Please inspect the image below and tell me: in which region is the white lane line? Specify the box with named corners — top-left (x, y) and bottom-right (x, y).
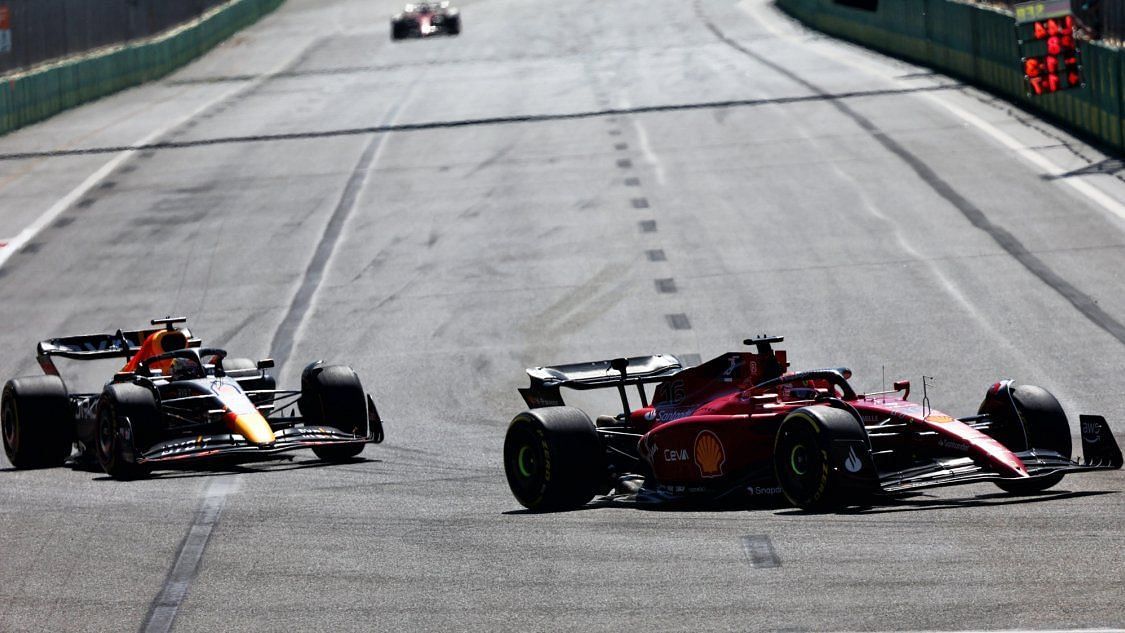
top-left (0, 37), bottom-right (316, 272)
top-left (917, 92), bottom-right (1125, 221)
top-left (742, 0), bottom-right (1125, 222)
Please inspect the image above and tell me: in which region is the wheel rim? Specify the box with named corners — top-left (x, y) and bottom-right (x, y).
top-left (777, 422), bottom-right (824, 503)
top-left (517, 445), bottom-right (537, 478)
top-left (98, 407), bottom-right (116, 459)
top-left (790, 444), bottom-right (809, 476)
top-left (505, 425), bottom-right (546, 504)
top-left (1, 398), bottom-right (17, 449)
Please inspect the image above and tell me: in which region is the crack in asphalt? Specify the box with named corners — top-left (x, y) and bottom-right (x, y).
top-left (0, 84), bottom-right (960, 162)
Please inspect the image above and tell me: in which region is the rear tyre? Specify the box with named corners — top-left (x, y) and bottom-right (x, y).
top-left (96, 383), bottom-right (159, 480)
top-left (446, 15), bottom-right (461, 35)
top-left (503, 406), bottom-right (606, 512)
top-left (1, 376), bottom-right (72, 469)
top-left (774, 406), bottom-right (869, 510)
top-left (300, 364), bottom-right (368, 462)
top-left (981, 384), bottom-right (1071, 494)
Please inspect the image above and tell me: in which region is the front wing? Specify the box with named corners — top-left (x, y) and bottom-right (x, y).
top-left (139, 425), bottom-right (377, 464)
top-left (880, 415), bottom-right (1122, 494)
top-left (137, 394), bottom-right (385, 464)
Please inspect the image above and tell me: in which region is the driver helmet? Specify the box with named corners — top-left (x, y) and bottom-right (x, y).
top-left (169, 356), bottom-right (203, 381)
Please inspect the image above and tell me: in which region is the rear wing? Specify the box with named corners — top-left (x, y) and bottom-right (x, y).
top-left (36, 328), bottom-right (200, 376)
top-left (519, 354), bottom-right (684, 411)
top-left (518, 336), bottom-right (791, 415)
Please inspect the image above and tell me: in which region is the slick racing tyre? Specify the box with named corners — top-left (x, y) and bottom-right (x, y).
top-left (446, 14), bottom-right (461, 35)
top-left (300, 363), bottom-right (368, 462)
top-left (96, 383), bottom-right (159, 480)
top-left (222, 358), bottom-right (276, 408)
top-left (503, 406), bottom-right (606, 512)
top-left (774, 406), bottom-right (870, 511)
top-left (1, 376), bottom-right (73, 469)
top-left (980, 384), bottom-right (1071, 494)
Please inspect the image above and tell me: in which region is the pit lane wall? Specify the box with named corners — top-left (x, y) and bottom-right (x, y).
top-left (775, 0), bottom-right (1124, 154)
top-left (0, 0), bottom-right (285, 136)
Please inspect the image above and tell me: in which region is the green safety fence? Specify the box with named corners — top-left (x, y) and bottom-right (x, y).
top-left (777, 0), bottom-right (1124, 153)
top-left (0, 0), bottom-right (285, 136)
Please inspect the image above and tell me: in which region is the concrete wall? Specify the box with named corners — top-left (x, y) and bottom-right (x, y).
top-left (0, 0), bottom-right (285, 136)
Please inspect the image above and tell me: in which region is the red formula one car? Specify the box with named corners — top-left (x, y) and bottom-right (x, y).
top-left (390, 2), bottom-right (461, 40)
top-left (2, 317), bottom-right (384, 479)
top-left (503, 336), bottom-right (1122, 511)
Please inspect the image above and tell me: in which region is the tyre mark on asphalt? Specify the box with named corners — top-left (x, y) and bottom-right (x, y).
top-left (0, 85), bottom-right (960, 162)
top-left (140, 43), bottom-right (411, 633)
top-left (698, 3), bottom-right (1125, 347)
top-left (140, 477), bottom-right (239, 633)
top-left (269, 97), bottom-right (410, 374)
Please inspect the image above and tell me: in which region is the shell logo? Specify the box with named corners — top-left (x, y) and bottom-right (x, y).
top-left (693, 430), bottom-right (726, 478)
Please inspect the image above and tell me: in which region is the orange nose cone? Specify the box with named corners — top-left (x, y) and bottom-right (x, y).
top-left (226, 411), bottom-right (275, 445)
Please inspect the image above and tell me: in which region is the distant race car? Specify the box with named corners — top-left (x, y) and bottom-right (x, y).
top-left (503, 336), bottom-right (1122, 511)
top-left (2, 317), bottom-right (384, 479)
top-left (391, 1), bottom-right (460, 40)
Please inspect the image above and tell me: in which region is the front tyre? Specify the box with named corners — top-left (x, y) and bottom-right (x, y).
top-left (774, 406), bottom-right (870, 511)
top-left (300, 363), bottom-right (368, 462)
top-left (1, 376), bottom-right (73, 469)
top-left (981, 383), bottom-right (1071, 494)
top-left (96, 383), bottom-right (158, 480)
top-left (503, 407), bottom-right (606, 512)
top-left (446, 14), bottom-right (461, 35)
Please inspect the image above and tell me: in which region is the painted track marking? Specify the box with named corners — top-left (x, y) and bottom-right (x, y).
top-left (0, 38), bottom-right (318, 272)
top-left (742, 0), bottom-right (1125, 222)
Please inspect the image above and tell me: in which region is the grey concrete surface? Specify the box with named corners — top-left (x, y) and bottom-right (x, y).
top-left (1, 0), bottom-right (1123, 630)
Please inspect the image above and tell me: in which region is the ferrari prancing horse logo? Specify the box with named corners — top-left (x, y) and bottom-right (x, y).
top-left (694, 430), bottom-right (726, 478)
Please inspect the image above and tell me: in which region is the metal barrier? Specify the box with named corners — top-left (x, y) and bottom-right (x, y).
top-left (0, 0), bottom-right (229, 74)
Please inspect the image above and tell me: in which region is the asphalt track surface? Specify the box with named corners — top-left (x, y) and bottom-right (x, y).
top-left (1, 0), bottom-right (1124, 631)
